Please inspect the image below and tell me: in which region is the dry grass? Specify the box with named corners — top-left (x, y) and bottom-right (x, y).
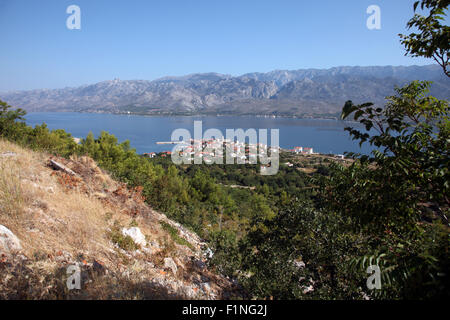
top-left (0, 139), bottom-right (143, 265)
top-left (0, 253), bottom-right (185, 300)
top-left (0, 162), bottom-right (25, 218)
top-left (0, 139), bottom-right (238, 300)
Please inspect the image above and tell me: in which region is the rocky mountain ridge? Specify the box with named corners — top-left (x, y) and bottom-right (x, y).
top-left (2, 65), bottom-right (449, 117)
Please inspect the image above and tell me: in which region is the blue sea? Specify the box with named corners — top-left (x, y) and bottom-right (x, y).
top-left (24, 112), bottom-right (376, 155)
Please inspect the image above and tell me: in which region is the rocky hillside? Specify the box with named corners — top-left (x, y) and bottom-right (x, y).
top-left (1, 65), bottom-right (449, 117)
top-left (0, 139), bottom-right (239, 299)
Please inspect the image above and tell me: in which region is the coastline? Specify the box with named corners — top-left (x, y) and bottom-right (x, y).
top-left (25, 109), bottom-right (348, 122)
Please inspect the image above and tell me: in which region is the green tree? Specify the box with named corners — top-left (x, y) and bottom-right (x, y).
top-left (0, 100), bottom-right (26, 139)
top-left (400, 0), bottom-right (450, 76)
top-left (339, 81), bottom-right (449, 227)
top-left (321, 0), bottom-right (450, 299)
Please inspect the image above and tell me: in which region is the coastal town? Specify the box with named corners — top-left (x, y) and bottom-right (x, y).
top-left (143, 138), bottom-right (346, 164)
top-left (144, 138), bottom-right (280, 163)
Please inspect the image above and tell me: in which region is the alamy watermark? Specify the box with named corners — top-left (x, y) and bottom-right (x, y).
top-left (66, 5), bottom-right (81, 30)
top-left (366, 5), bottom-right (381, 30)
top-left (169, 121), bottom-right (279, 175)
top-left (366, 265), bottom-right (382, 290)
top-left (66, 264), bottom-right (81, 290)
top-left (64, 6), bottom-right (381, 32)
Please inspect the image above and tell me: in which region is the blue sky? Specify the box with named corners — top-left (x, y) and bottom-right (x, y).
top-left (0, 0), bottom-right (440, 91)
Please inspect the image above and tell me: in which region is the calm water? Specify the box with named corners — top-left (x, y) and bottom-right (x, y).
top-left (24, 112), bottom-right (375, 155)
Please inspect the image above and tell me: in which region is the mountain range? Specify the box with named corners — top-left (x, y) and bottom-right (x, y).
top-left (2, 65), bottom-right (449, 118)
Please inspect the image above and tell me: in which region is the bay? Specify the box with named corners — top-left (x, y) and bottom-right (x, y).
top-left (24, 112), bottom-right (375, 155)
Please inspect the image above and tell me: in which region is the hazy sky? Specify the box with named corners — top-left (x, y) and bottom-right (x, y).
top-left (0, 0), bottom-right (441, 91)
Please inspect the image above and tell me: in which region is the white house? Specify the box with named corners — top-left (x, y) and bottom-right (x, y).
top-left (294, 146), bottom-right (303, 154)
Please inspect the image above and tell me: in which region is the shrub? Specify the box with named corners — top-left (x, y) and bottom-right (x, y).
top-left (108, 221), bottom-right (140, 252)
top-left (160, 221), bottom-right (194, 250)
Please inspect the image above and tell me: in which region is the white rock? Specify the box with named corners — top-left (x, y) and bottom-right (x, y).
top-left (0, 152), bottom-right (17, 158)
top-left (203, 247), bottom-right (214, 259)
top-left (293, 260), bottom-right (305, 269)
top-left (121, 227), bottom-right (146, 247)
top-left (0, 225), bottom-right (22, 253)
top-left (142, 247), bottom-right (153, 255)
top-left (45, 186), bottom-right (55, 194)
top-left (303, 285), bottom-right (314, 294)
top-left (201, 282), bottom-right (211, 293)
top-left (183, 286), bottom-right (197, 298)
top-left (164, 257), bottom-right (178, 275)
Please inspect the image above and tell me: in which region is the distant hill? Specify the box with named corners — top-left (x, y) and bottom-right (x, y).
top-left (2, 65), bottom-right (449, 118)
